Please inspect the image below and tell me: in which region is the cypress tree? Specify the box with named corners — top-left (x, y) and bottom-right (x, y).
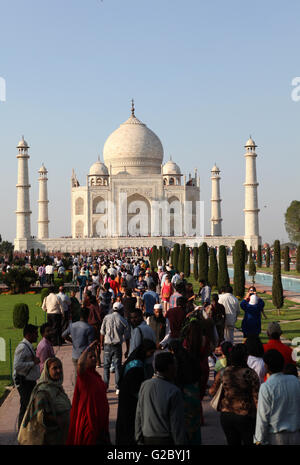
top-left (30, 248), bottom-right (35, 264)
top-left (184, 247), bottom-right (190, 277)
top-left (248, 251), bottom-right (256, 284)
top-left (245, 246), bottom-right (249, 265)
top-left (284, 245), bottom-right (290, 272)
top-left (158, 245), bottom-right (163, 261)
top-left (172, 243), bottom-right (180, 270)
top-left (208, 247), bottom-right (218, 288)
top-left (257, 245), bottom-right (262, 268)
top-left (233, 240), bottom-right (246, 298)
top-left (272, 240), bottom-right (284, 315)
top-left (178, 244), bottom-right (186, 273)
top-left (198, 242), bottom-right (209, 282)
top-left (266, 246), bottom-right (271, 268)
top-left (193, 246), bottom-right (199, 281)
top-left (296, 245), bottom-right (300, 273)
top-left (162, 246), bottom-right (167, 264)
top-left (151, 246), bottom-right (158, 269)
top-left (218, 245), bottom-right (230, 290)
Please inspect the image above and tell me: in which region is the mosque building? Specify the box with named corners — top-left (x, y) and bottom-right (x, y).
top-left (14, 102), bottom-right (261, 252)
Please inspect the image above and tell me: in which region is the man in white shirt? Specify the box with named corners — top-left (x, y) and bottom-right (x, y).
top-left (218, 286), bottom-right (240, 343)
top-left (45, 263), bottom-right (54, 285)
top-left (13, 325), bottom-right (40, 429)
top-left (42, 287), bottom-right (64, 345)
top-left (57, 286), bottom-right (71, 333)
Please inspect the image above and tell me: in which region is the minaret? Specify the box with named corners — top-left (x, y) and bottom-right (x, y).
top-left (244, 136), bottom-right (260, 246)
top-left (210, 164), bottom-right (222, 236)
top-left (37, 164), bottom-right (49, 239)
top-left (15, 136), bottom-right (32, 241)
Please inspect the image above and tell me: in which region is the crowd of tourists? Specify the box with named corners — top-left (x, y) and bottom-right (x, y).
top-left (12, 249), bottom-right (300, 446)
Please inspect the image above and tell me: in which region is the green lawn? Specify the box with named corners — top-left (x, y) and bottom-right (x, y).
top-left (0, 294), bottom-right (46, 397)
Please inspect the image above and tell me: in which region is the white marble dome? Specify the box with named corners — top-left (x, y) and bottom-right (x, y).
top-left (163, 159), bottom-right (181, 175)
top-left (89, 160), bottom-right (109, 176)
top-left (103, 111), bottom-right (164, 175)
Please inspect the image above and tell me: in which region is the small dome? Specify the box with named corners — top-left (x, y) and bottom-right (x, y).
top-left (89, 160), bottom-right (109, 176)
top-left (163, 159), bottom-right (181, 175)
top-left (245, 136), bottom-right (256, 148)
top-left (17, 136), bottom-right (29, 148)
top-left (116, 170), bottom-right (130, 176)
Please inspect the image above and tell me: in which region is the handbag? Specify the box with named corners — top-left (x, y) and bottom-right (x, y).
top-left (210, 369), bottom-right (225, 411)
top-left (18, 410), bottom-right (46, 445)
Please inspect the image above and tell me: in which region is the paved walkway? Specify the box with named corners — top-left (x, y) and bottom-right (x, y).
top-left (0, 333), bottom-right (237, 446)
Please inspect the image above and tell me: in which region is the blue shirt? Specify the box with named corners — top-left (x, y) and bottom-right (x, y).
top-left (62, 321), bottom-right (95, 360)
top-left (142, 290), bottom-right (159, 315)
top-left (254, 373), bottom-right (300, 444)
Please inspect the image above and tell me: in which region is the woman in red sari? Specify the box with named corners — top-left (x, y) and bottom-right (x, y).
top-left (67, 341), bottom-right (110, 445)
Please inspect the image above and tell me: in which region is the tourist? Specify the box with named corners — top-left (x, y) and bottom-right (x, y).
top-left (185, 282), bottom-right (196, 314)
top-left (61, 307), bottom-right (95, 383)
top-left (145, 270), bottom-right (154, 289)
top-left (218, 286), bottom-right (240, 344)
top-left (100, 301), bottom-right (130, 393)
top-left (182, 318), bottom-right (212, 426)
top-left (146, 303), bottom-right (169, 348)
top-left (164, 295), bottom-right (186, 344)
top-left (70, 289), bottom-right (81, 322)
top-left (99, 281), bottom-right (114, 316)
top-left (135, 351), bottom-right (187, 445)
top-left (13, 324), bottom-right (41, 430)
top-left (171, 269), bottom-right (181, 286)
top-left (42, 287), bottom-right (64, 346)
top-left (134, 274), bottom-right (147, 308)
top-left (129, 308), bottom-right (156, 355)
top-left (240, 293), bottom-right (266, 338)
top-left (197, 280), bottom-right (211, 306)
top-left (142, 282), bottom-right (159, 317)
top-left (115, 339), bottom-right (156, 445)
top-left (72, 262), bottom-right (79, 285)
top-left (213, 341), bottom-right (233, 376)
top-left (245, 335), bottom-right (266, 383)
top-left (209, 293), bottom-right (226, 344)
top-left (254, 349), bottom-right (300, 445)
top-left (263, 322), bottom-right (296, 367)
top-left (38, 263), bottom-right (46, 287)
top-left (168, 340), bottom-right (202, 445)
top-left (67, 341), bottom-right (110, 445)
top-left (77, 269), bottom-right (88, 302)
top-left (161, 274), bottom-right (173, 314)
top-left (86, 294), bottom-right (102, 367)
top-left (121, 288), bottom-right (137, 320)
top-left (56, 286), bottom-right (71, 334)
top-left (36, 323), bottom-right (55, 373)
top-left (18, 357), bottom-right (71, 445)
top-left (125, 270), bottom-right (136, 290)
top-left (214, 344), bottom-right (260, 445)
top-left (169, 282), bottom-right (185, 309)
top-left (45, 263), bottom-right (54, 285)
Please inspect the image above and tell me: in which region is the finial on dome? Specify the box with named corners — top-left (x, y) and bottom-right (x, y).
top-left (98, 155), bottom-right (100, 162)
top-left (170, 155), bottom-right (172, 161)
top-left (131, 99), bottom-right (135, 116)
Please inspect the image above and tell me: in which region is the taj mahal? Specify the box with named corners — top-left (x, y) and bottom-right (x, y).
top-left (14, 101), bottom-right (261, 252)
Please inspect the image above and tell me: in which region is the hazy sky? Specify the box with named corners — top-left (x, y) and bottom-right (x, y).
top-left (1, 0), bottom-right (299, 244)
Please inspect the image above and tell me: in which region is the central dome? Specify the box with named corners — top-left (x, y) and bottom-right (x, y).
top-left (103, 109), bottom-right (164, 175)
